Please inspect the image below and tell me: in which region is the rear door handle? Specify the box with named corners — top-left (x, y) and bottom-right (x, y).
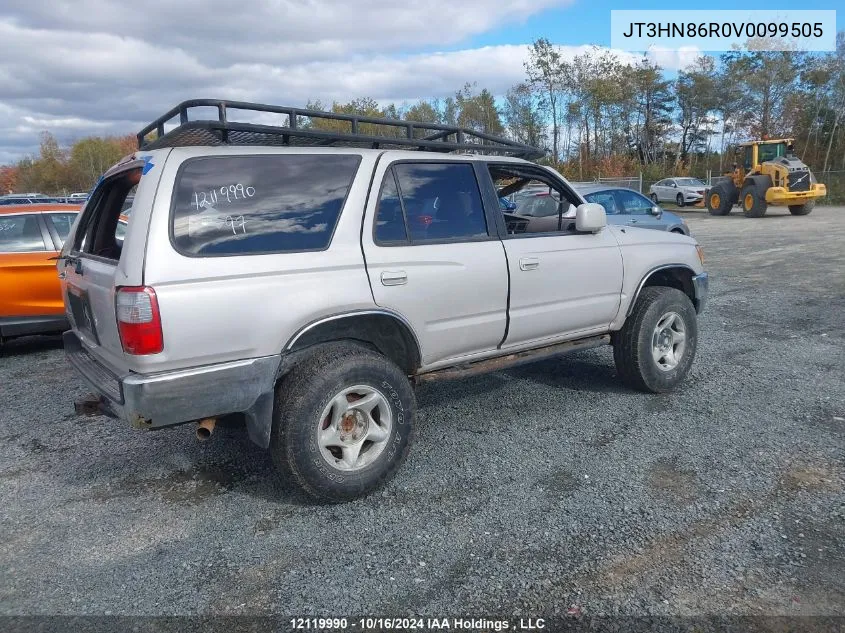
top-left (628, 218), bottom-right (638, 224)
top-left (380, 270), bottom-right (407, 286)
top-left (519, 257), bottom-right (540, 271)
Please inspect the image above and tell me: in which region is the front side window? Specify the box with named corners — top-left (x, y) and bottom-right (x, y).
top-left (488, 164), bottom-right (580, 235)
top-left (615, 190), bottom-right (653, 215)
top-left (758, 143), bottom-right (787, 163)
top-left (392, 163), bottom-right (487, 243)
top-left (172, 154), bottom-right (361, 256)
top-left (0, 214), bottom-right (47, 252)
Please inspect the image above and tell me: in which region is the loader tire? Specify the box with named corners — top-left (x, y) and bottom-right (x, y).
top-left (789, 201), bottom-right (815, 216)
top-left (741, 182), bottom-right (768, 218)
top-left (706, 184), bottom-right (733, 216)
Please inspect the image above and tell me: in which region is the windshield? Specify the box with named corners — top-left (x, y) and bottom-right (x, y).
top-left (675, 178), bottom-right (706, 187)
top-left (758, 142), bottom-right (788, 162)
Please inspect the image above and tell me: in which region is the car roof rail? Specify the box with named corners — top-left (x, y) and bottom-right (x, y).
top-left (137, 99), bottom-right (545, 159)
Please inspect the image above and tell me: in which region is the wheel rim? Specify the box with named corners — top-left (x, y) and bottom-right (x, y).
top-left (651, 312), bottom-right (687, 371)
top-left (710, 192), bottom-right (720, 208)
top-left (316, 385), bottom-right (393, 472)
top-left (744, 193), bottom-right (753, 210)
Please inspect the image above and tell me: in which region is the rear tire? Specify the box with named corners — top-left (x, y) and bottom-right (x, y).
top-left (740, 182), bottom-right (768, 218)
top-left (705, 184), bottom-right (733, 216)
top-left (650, 193), bottom-right (659, 204)
top-left (271, 342), bottom-right (415, 502)
top-left (676, 193), bottom-right (685, 207)
top-left (789, 201), bottom-right (815, 215)
top-left (613, 287), bottom-right (698, 393)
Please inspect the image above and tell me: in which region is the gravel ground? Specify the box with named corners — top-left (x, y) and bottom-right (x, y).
top-left (1, 206), bottom-right (843, 620)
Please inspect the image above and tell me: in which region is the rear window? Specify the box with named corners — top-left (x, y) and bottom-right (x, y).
top-left (0, 214), bottom-right (47, 252)
top-left (171, 154), bottom-right (361, 256)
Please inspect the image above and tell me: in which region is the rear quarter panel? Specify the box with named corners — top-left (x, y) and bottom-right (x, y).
top-left (139, 147), bottom-right (380, 373)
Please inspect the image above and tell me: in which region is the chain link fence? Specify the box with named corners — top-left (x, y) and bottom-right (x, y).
top-left (570, 175), bottom-right (643, 192)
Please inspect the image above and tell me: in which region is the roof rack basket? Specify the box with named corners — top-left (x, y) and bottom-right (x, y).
top-left (137, 99), bottom-right (544, 159)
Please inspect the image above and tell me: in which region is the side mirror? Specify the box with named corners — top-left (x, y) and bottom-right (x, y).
top-left (650, 205), bottom-right (663, 218)
top-left (671, 182), bottom-right (677, 188)
top-left (575, 203), bottom-right (606, 233)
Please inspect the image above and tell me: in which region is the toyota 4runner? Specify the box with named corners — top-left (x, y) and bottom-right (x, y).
top-left (61, 100), bottom-right (708, 502)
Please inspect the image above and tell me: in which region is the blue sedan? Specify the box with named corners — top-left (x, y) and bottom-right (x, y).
top-left (573, 185), bottom-right (690, 235)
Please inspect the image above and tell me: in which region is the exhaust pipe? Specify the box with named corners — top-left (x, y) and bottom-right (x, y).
top-left (196, 418), bottom-right (216, 441)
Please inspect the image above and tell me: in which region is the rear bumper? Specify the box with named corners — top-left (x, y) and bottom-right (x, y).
top-left (63, 331), bottom-right (279, 447)
top-left (692, 272), bottom-right (709, 314)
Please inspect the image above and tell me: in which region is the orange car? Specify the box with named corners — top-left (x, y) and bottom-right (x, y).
top-left (0, 204), bottom-right (82, 346)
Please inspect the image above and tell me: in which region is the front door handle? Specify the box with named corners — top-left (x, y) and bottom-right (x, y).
top-left (381, 270), bottom-right (407, 286)
top-left (628, 218), bottom-right (638, 224)
top-left (519, 257), bottom-right (540, 271)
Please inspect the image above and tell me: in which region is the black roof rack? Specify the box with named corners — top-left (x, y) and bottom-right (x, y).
top-left (137, 99), bottom-right (544, 159)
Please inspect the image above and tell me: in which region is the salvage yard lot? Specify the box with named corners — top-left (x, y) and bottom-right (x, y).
top-left (1, 206), bottom-right (843, 617)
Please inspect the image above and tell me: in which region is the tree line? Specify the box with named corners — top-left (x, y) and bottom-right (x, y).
top-left (4, 32), bottom-right (843, 197)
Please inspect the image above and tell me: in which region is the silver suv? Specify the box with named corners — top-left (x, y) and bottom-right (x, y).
top-left (61, 100), bottom-right (708, 502)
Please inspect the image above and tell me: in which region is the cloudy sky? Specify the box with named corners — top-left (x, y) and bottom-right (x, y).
top-left (1, 0), bottom-right (840, 164)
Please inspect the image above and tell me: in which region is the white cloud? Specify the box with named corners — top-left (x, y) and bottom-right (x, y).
top-left (0, 0), bottom-right (695, 163)
top-left (645, 46), bottom-right (703, 71)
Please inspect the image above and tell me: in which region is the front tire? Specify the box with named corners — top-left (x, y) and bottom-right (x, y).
top-left (676, 193), bottom-right (685, 207)
top-left (271, 342), bottom-right (415, 502)
top-left (706, 184), bottom-right (733, 216)
top-left (613, 287), bottom-right (698, 393)
top-left (741, 182), bottom-right (768, 218)
top-left (789, 201), bottom-right (815, 215)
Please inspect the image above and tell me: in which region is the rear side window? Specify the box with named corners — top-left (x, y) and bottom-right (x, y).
top-left (374, 168), bottom-right (408, 243)
top-left (0, 214), bottom-right (47, 252)
top-left (584, 192), bottom-right (619, 215)
top-left (616, 190), bottom-right (652, 215)
top-left (46, 213), bottom-right (78, 246)
top-left (172, 155), bottom-right (361, 256)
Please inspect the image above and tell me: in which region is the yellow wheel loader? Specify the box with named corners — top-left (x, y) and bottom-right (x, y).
top-left (705, 139), bottom-right (826, 218)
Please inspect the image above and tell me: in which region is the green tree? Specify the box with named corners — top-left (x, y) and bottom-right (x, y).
top-left (454, 83), bottom-right (504, 135)
top-left (503, 83), bottom-right (545, 148)
top-left (525, 38), bottom-right (564, 161)
top-left (675, 56), bottom-right (718, 166)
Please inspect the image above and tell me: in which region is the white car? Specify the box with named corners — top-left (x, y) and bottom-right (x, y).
top-left (649, 178), bottom-right (707, 207)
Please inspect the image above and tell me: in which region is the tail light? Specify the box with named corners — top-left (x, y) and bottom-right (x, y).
top-left (116, 286), bottom-right (163, 355)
